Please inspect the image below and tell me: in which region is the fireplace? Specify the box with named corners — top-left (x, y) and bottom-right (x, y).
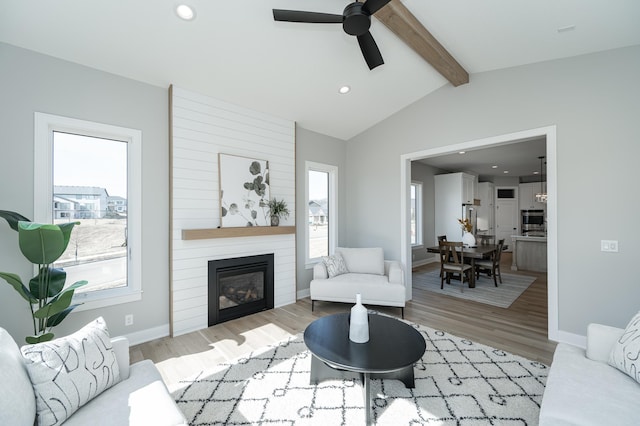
top-left (208, 253), bottom-right (274, 326)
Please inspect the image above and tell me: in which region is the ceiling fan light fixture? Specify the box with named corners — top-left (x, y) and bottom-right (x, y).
top-left (176, 5), bottom-right (195, 21)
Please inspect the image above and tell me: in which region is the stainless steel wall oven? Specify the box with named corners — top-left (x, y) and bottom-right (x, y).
top-left (521, 209), bottom-right (545, 234)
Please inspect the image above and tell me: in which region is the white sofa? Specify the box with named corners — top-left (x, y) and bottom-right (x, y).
top-left (0, 327), bottom-right (187, 426)
top-left (539, 323), bottom-right (640, 425)
top-left (310, 247), bottom-right (406, 317)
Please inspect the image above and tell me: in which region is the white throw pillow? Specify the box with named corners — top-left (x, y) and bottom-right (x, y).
top-left (322, 253), bottom-right (349, 278)
top-left (21, 317), bottom-right (121, 426)
top-left (608, 311), bottom-right (640, 384)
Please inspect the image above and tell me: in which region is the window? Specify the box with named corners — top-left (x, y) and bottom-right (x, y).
top-left (34, 113), bottom-right (142, 310)
top-left (305, 161), bottom-right (337, 266)
top-left (410, 181), bottom-right (423, 246)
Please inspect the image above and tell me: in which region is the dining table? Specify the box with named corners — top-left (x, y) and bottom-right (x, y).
top-left (426, 244), bottom-right (498, 288)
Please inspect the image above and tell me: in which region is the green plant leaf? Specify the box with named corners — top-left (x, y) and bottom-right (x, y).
top-left (265, 172), bottom-right (269, 186)
top-left (0, 210), bottom-right (31, 231)
top-left (34, 290), bottom-right (74, 319)
top-left (221, 206), bottom-right (227, 217)
top-left (57, 222), bottom-right (78, 253)
top-left (30, 267), bottom-right (67, 297)
top-left (249, 161), bottom-right (261, 175)
top-left (46, 304), bottom-right (80, 328)
top-left (18, 223), bottom-right (66, 264)
top-left (251, 210), bottom-right (257, 219)
top-left (65, 280), bottom-right (88, 291)
top-left (0, 272), bottom-right (37, 303)
top-left (26, 333), bottom-right (54, 344)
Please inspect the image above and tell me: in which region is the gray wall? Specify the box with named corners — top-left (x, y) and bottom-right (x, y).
top-left (0, 43), bottom-right (169, 341)
top-left (345, 45), bottom-right (640, 335)
top-left (410, 162), bottom-right (443, 265)
top-left (295, 127), bottom-right (347, 293)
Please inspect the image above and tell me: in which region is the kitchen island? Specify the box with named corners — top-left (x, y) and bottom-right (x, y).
top-left (511, 235), bottom-right (547, 272)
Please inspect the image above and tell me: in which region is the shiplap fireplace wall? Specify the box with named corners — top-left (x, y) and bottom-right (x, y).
top-left (170, 86), bottom-right (296, 336)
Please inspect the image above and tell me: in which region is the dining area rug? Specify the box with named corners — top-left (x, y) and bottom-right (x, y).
top-left (412, 268), bottom-right (537, 308)
top-left (171, 321), bottom-right (548, 425)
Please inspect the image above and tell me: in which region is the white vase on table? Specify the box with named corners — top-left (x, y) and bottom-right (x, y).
top-left (462, 231), bottom-right (476, 247)
top-left (349, 294), bottom-right (369, 343)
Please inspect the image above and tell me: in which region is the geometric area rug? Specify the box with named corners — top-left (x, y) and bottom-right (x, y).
top-left (171, 320), bottom-right (548, 425)
top-left (413, 269), bottom-right (537, 308)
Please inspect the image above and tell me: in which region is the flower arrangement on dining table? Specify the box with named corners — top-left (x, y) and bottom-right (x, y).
top-left (458, 218), bottom-right (473, 233)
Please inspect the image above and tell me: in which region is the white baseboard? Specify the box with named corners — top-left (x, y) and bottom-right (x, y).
top-left (124, 323), bottom-right (170, 346)
top-left (556, 330), bottom-right (587, 349)
top-left (297, 288), bottom-right (310, 299)
top-left (412, 257), bottom-right (438, 268)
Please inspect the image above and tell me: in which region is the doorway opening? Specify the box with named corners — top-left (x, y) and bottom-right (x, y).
top-left (400, 126), bottom-right (558, 341)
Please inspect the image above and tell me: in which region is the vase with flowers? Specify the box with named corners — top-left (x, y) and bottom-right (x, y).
top-left (458, 218), bottom-right (476, 247)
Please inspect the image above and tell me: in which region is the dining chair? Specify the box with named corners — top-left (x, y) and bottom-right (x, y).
top-left (437, 235), bottom-right (447, 277)
top-left (438, 241), bottom-right (473, 292)
top-left (475, 238), bottom-right (505, 286)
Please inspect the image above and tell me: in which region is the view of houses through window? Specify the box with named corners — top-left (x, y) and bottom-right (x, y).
top-left (53, 131), bottom-right (128, 294)
top-left (308, 169), bottom-right (329, 259)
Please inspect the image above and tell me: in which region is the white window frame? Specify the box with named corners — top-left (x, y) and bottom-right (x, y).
top-left (305, 161), bottom-right (338, 268)
top-left (34, 112), bottom-right (142, 311)
top-left (411, 181), bottom-right (423, 247)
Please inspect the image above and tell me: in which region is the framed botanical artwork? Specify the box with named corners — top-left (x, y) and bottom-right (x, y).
top-left (218, 154), bottom-right (270, 227)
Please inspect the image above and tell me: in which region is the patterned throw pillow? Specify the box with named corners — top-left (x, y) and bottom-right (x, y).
top-left (322, 253), bottom-right (349, 278)
top-left (608, 311), bottom-right (640, 384)
top-left (21, 317), bottom-right (121, 426)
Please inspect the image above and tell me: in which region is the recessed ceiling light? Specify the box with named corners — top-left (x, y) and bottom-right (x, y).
top-left (491, 165), bottom-right (498, 169)
top-left (533, 171), bottom-right (539, 175)
top-left (339, 85), bottom-right (351, 94)
top-left (176, 5), bottom-right (195, 20)
top-left (458, 151), bottom-right (466, 155)
top-left (503, 170), bottom-right (509, 174)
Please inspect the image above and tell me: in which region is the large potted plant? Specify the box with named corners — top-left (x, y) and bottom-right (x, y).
top-left (0, 210), bottom-right (87, 343)
top-left (268, 198), bottom-right (290, 226)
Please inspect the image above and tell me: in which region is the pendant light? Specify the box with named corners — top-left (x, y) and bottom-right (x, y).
top-left (535, 156), bottom-right (547, 203)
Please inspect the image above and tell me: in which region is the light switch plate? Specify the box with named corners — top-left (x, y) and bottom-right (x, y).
top-left (601, 240), bottom-right (619, 252)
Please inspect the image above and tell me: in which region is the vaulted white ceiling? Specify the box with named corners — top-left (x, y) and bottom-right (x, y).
top-left (1, 0), bottom-right (639, 140)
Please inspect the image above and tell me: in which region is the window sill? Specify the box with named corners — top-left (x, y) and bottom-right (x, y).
top-left (72, 290), bottom-right (142, 312)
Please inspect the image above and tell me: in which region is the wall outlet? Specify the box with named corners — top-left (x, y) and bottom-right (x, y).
top-left (125, 314), bottom-right (134, 326)
top-left (601, 240), bottom-right (619, 253)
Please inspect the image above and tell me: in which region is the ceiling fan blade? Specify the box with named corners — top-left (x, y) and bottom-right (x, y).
top-left (362, 0), bottom-right (392, 16)
top-left (357, 31), bottom-right (384, 70)
top-left (273, 9), bottom-right (343, 24)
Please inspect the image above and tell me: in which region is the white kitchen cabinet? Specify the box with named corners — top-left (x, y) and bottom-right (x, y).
top-left (434, 172), bottom-right (477, 242)
top-left (462, 174), bottom-right (475, 204)
top-left (476, 182), bottom-right (495, 234)
top-left (519, 182), bottom-right (546, 210)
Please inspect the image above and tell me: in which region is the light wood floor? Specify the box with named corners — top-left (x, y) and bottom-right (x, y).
top-left (131, 252), bottom-right (556, 389)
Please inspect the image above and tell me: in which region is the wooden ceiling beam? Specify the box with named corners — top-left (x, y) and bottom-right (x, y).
top-left (374, 0), bottom-right (469, 87)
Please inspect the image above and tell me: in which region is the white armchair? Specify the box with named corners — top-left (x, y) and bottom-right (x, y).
top-left (310, 247), bottom-right (406, 317)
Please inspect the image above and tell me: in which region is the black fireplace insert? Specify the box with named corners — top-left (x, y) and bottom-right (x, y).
top-left (208, 253), bottom-right (274, 326)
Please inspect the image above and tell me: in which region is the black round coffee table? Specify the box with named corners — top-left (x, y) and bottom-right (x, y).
top-left (303, 313), bottom-right (426, 425)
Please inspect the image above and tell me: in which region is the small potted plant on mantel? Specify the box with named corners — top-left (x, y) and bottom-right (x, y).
top-left (268, 198), bottom-right (289, 227)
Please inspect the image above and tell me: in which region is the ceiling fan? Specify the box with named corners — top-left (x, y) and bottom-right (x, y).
top-left (273, 0), bottom-right (392, 70)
